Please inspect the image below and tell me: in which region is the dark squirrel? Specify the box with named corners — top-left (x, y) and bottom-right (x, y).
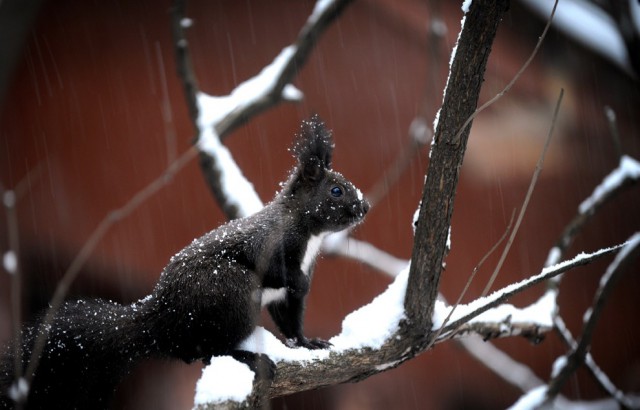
top-left (0, 115), bottom-right (369, 409)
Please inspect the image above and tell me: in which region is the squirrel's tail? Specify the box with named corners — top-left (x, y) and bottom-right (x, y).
top-left (1, 298), bottom-right (149, 409)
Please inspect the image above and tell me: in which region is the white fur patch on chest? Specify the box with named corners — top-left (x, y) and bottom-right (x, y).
top-left (301, 232), bottom-right (327, 276)
top-left (261, 287), bottom-right (286, 307)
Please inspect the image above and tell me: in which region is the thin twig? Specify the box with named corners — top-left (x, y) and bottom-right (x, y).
top-left (554, 316), bottom-right (640, 409)
top-left (453, 0), bottom-right (559, 142)
top-left (23, 146), bottom-right (199, 386)
top-left (459, 335), bottom-right (544, 392)
top-left (322, 234), bottom-right (408, 279)
top-left (171, 0), bottom-right (200, 133)
top-left (481, 88), bottom-right (564, 296)
top-left (441, 242), bottom-right (624, 334)
top-left (546, 154), bottom-right (640, 290)
top-left (428, 209), bottom-right (515, 346)
top-left (155, 42), bottom-right (178, 165)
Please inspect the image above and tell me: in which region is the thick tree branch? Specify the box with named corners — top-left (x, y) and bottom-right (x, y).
top-left (404, 0), bottom-right (509, 344)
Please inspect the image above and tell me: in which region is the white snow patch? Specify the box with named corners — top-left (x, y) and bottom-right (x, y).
top-left (330, 265), bottom-right (409, 351)
top-left (282, 84), bottom-right (303, 101)
top-left (375, 360), bottom-right (400, 371)
top-left (8, 377), bottom-right (28, 402)
top-left (239, 326), bottom-right (329, 363)
top-left (432, 247), bottom-right (618, 329)
top-left (461, 0), bottom-right (472, 14)
top-left (196, 45), bottom-right (299, 130)
top-left (521, 0), bottom-right (631, 73)
top-left (197, 127), bottom-right (264, 218)
top-left (433, 289), bottom-right (556, 330)
top-left (432, 7), bottom-right (467, 138)
top-left (241, 267), bottom-right (409, 358)
top-left (408, 117), bottom-right (431, 145)
top-left (430, 18), bottom-right (448, 37)
top-left (551, 355), bottom-right (567, 378)
top-left (194, 356), bottom-right (254, 405)
top-left (600, 233), bottom-right (640, 289)
top-left (308, 0), bottom-right (334, 25)
top-left (579, 156), bottom-right (640, 214)
top-left (3, 251), bottom-right (17, 275)
top-left (3, 190), bottom-right (16, 208)
top-left (544, 246), bottom-right (562, 268)
top-left (508, 385), bottom-right (548, 410)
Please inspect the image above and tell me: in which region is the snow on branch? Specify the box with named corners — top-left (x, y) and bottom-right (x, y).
top-left (195, 47), bottom-right (302, 136)
top-left (172, 0), bottom-right (354, 221)
top-left (435, 291), bottom-right (555, 343)
top-left (554, 316), bottom-right (640, 409)
top-left (578, 155), bottom-right (640, 215)
top-left (194, 356), bottom-right (255, 407)
top-left (196, 127), bottom-right (263, 219)
top-left (321, 233), bottom-right (408, 278)
top-left (436, 244), bottom-right (626, 335)
top-left (542, 233), bottom-right (640, 405)
top-left (545, 154), bottom-right (640, 290)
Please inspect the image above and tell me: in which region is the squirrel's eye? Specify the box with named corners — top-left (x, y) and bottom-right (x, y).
top-left (330, 186), bottom-right (343, 197)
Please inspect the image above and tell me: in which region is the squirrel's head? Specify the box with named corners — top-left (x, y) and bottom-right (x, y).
top-left (285, 115), bottom-right (369, 233)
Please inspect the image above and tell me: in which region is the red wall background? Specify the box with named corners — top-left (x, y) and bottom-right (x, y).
top-left (1, 0), bottom-right (639, 408)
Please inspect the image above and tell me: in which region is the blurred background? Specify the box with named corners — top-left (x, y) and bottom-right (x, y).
top-left (1, 0), bottom-right (639, 408)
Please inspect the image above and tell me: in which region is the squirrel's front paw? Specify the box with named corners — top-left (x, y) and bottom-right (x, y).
top-left (286, 336), bottom-right (332, 350)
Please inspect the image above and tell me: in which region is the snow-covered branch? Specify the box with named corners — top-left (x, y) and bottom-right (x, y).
top-left (172, 0), bottom-right (354, 220)
top-left (543, 233), bottom-right (640, 405)
top-left (321, 233), bottom-right (408, 278)
top-left (437, 244), bottom-right (624, 335)
top-left (544, 154), bottom-right (640, 294)
top-left (554, 316), bottom-right (640, 409)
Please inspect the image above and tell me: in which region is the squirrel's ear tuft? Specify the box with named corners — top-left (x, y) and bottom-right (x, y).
top-left (292, 114), bottom-right (334, 171)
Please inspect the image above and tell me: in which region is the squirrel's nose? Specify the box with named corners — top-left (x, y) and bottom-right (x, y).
top-left (362, 199), bottom-right (370, 215)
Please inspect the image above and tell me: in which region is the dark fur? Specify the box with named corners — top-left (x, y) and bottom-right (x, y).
top-left (0, 115), bottom-right (369, 409)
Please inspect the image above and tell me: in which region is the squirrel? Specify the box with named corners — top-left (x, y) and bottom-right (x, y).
top-left (0, 115), bottom-right (369, 409)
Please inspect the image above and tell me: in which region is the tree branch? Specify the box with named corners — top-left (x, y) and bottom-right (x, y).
top-left (481, 88), bottom-right (564, 296)
top-left (554, 316), bottom-right (640, 409)
top-left (544, 233), bottom-right (640, 404)
top-left (404, 0), bottom-right (509, 344)
top-left (438, 244), bottom-right (625, 335)
top-left (171, 0), bottom-right (354, 221)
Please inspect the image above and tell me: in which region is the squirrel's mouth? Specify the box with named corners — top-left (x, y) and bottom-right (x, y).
top-left (343, 203), bottom-right (369, 224)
